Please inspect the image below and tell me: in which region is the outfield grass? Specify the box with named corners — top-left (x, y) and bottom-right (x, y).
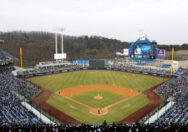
top-left (29, 70), bottom-right (166, 124)
top-left (47, 93), bottom-right (149, 124)
top-left (28, 70), bottom-right (166, 92)
top-left (72, 89), bottom-right (125, 108)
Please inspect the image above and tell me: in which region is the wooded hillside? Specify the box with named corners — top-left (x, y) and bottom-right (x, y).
top-left (0, 31), bottom-right (187, 67)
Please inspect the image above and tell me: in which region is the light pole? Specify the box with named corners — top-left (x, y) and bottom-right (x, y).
top-left (53, 27), bottom-right (66, 60)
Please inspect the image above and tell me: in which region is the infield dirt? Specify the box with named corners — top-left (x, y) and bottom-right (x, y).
top-left (31, 81), bottom-right (166, 124)
top-left (56, 85), bottom-right (139, 115)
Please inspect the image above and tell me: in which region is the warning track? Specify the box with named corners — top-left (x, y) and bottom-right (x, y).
top-left (119, 82), bottom-right (165, 123)
top-left (31, 83), bottom-right (79, 124)
top-left (31, 82), bottom-right (165, 124)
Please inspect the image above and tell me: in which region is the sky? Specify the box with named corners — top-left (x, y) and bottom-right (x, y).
top-left (0, 0), bottom-right (188, 44)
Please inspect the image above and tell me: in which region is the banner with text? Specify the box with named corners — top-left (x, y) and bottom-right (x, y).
top-left (157, 49), bottom-right (165, 56)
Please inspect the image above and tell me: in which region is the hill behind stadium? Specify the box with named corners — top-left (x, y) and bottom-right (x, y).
top-left (0, 31), bottom-right (188, 67)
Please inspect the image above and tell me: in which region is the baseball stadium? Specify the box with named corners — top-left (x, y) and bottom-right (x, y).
top-left (0, 32), bottom-right (187, 131)
top-left (28, 70), bottom-right (166, 124)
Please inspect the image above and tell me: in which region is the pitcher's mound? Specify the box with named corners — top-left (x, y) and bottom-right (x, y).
top-left (94, 96), bottom-right (103, 100)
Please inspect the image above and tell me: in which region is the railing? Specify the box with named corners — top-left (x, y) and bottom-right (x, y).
top-left (139, 101), bottom-right (168, 124)
top-left (29, 102), bottom-right (61, 125)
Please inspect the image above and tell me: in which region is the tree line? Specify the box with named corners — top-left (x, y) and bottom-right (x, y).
top-left (0, 31), bottom-right (187, 66)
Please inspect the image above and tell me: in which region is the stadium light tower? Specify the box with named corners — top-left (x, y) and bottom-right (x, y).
top-left (55, 32), bottom-right (57, 54)
top-left (58, 28), bottom-right (64, 54)
top-left (53, 27), bottom-right (67, 60)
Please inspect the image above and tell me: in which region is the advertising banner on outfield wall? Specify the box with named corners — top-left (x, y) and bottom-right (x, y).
top-left (123, 49), bottom-right (129, 56)
top-left (157, 49), bottom-right (165, 56)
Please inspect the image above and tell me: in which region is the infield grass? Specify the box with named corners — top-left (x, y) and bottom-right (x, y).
top-left (72, 89), bottom-right (125, 108)
top-left (28, 70), bottom-right (167, 124)
top-left (47, 93), bottom-right (149, 124)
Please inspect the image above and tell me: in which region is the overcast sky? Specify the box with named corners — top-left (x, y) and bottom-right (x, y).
top-left (0, 0), bottom-right (188, 44)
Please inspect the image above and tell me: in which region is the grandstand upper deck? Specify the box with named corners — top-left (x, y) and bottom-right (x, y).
top-left (35, 60), bottom-right (71, 69)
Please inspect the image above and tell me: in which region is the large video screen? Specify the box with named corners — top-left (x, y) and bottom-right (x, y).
top-left (134, 45), bottom-right (151, 55)
top-left (130, 44), bottom-right (156, 59)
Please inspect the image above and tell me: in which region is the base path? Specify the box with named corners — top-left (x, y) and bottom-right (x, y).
top-left (119, 82), bottom-right (165, 123)
top-left (56, 85), bottom-right (138, 98)
top-left (56, 85), bottom-right (139, 115)
top-left (30, 82), bottom-right (79, 124)
top-left (30, 81), bottom-right (166, 124)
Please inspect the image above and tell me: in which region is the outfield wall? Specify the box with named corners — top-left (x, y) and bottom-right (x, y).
top-left (19, 68), bottom-right (178, 78)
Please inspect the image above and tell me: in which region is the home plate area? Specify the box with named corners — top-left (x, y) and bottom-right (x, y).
top-left (56, 85), bottom-right (139, 115)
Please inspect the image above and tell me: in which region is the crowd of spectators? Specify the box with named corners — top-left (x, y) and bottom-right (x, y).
top-left (21, 64), bottom-right (87, 77)
top-left (107, 64), bottom-right (172, 76)
top-left (0, 50), bottom-right (14, 66)
top-left (0, 122), bottom-right (187, 132)
top-left (0, 54), bottom-right (187, 131)
top-left (105, 58), bottom-right (175, 76)
top-left (155, 68), bottom-right (188, 124)
top-left (21, 58), bottom-right (175, 78)
top-left (0, 70), bottom-right (43, 125)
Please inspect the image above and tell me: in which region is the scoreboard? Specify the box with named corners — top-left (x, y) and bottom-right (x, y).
top-left (129, 37), bottom-right (158, 61)
top-left (89, 60), bottom-right (105, 68)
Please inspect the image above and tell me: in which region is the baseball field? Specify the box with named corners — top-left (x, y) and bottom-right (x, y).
top-left (28, 70), bottom-right (167, 124)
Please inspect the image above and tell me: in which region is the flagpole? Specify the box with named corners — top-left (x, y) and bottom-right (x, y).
top-left (20, 48), bottom-right (23, 76)
top-left (171, 48), bottom-right (174, 77)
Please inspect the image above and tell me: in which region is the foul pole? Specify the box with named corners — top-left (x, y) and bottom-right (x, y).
top-left (171, 48), bottom-right (174, 76)
top-left (20, 48), bottom-right (23, 76)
